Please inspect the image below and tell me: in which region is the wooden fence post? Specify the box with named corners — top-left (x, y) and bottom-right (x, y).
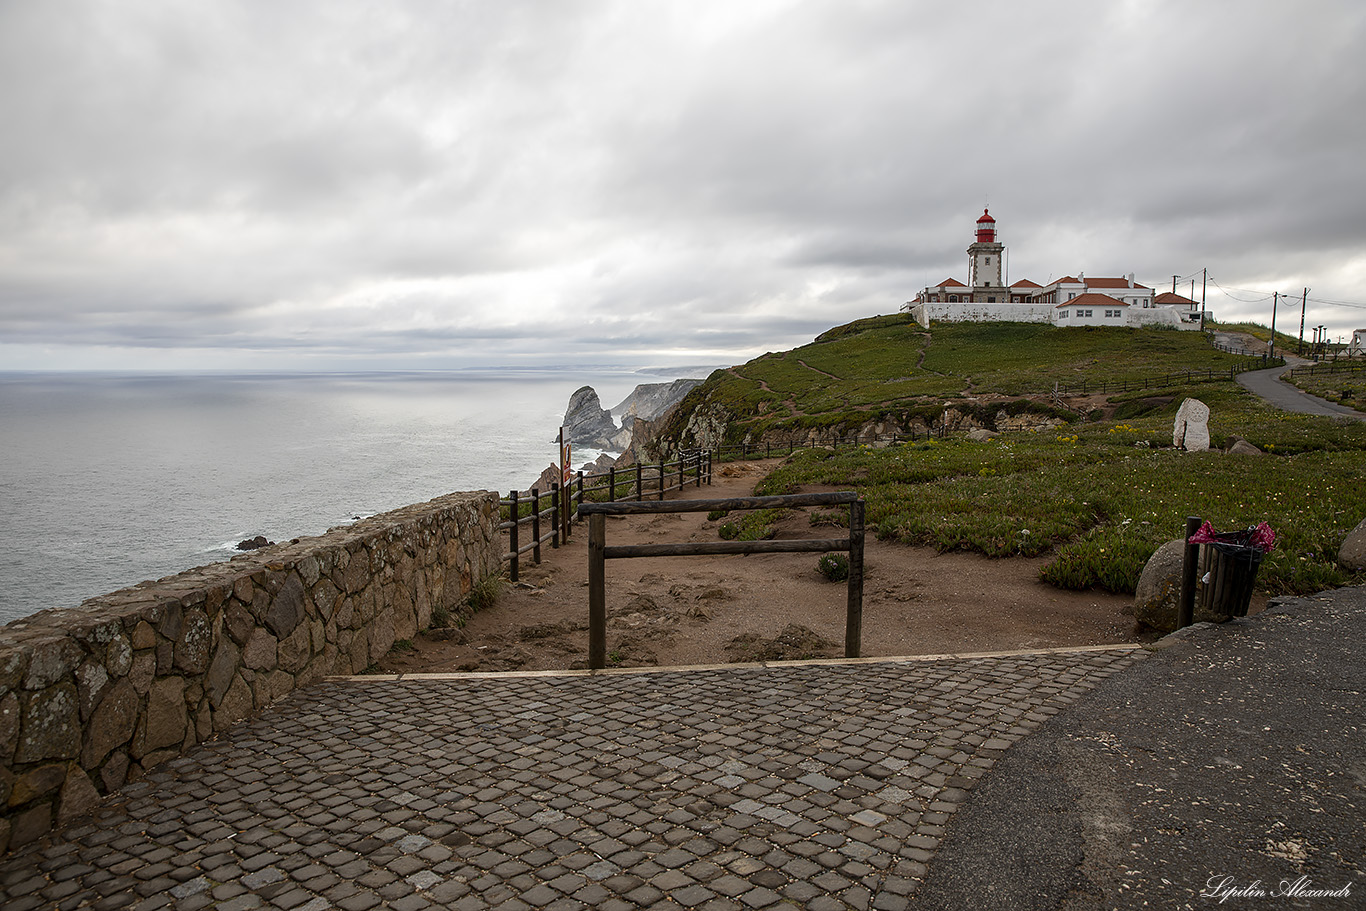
top-left (608, 466), bottom-right (616, 502)
top-left (588, 514), bottom-right (606, 670)
top-left (1177, 515), bottom-right (1201, 629)
top-left (635, 462), bottom-right (643, 501)
top-left (531, 488), bottom-right (542, 564)
top-left (658, 460), bottom-right (666, 501)
top-left (845, 499), bottom-right (865, 658)
top-left (550, 482), bottom-right (560, 548)
top-left (508, 490), bottom-right (520, 583)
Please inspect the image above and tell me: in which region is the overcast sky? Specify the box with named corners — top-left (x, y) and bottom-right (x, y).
top-left (2, 1), bottom-right (1364, 372)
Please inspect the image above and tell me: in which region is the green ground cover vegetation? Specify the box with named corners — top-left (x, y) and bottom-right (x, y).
top-left (666, 317), bottom-right (1273, 444)
top-left (752, 383), bottom-right (1366, 597)
top-left (1285, 364), bottom-right (1366, 407)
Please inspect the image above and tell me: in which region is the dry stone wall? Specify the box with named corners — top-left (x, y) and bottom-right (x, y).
top-left (0, 490), bottom-right (499, 852)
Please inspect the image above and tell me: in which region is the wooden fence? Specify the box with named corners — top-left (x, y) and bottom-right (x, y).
top-left (579, 491), bottom-right (865, 669)
top-left (500, 450), bottom-right (712, 579)
top-left (1051, 358), bottom-right (1283, 397)
top-left (1287, 360), bottom-right (1366, 378)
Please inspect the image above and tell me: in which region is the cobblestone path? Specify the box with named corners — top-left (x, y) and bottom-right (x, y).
top-left (2, 647), bottom-right (1143, 911)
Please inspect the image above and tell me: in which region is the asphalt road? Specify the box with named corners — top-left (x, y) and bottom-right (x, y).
top-left (908, 587), bottom-right (1366, 911)
top-left (1235, 362), bottom-right (1366, 421)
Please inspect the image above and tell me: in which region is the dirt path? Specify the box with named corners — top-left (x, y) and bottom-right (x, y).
top-left (376, 459), bottom-right (1147, 674)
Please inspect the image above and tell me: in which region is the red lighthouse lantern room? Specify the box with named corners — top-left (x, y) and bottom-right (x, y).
top-left (975, 208), bottom-right (996, 243)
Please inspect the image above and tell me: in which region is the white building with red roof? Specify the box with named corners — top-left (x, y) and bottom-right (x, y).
top-left (905, 211), bottom-right (1201, 330)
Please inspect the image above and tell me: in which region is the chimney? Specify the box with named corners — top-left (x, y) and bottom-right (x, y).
top-left (1126, 273), bottom-right (1134, 288)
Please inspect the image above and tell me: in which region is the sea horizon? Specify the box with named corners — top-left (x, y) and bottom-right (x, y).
top-left (0, 365), bottom-right (720, 625)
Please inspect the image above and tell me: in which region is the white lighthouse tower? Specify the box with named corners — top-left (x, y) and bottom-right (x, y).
top-left (967, 208), bottom-right (1005, 301)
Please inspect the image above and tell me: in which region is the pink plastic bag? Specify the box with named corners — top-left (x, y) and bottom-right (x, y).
top-left (1188, 520), bottom-right (1275, 553)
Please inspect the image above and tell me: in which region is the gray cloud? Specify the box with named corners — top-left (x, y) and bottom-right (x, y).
top-left (2, 0), bottom-right (1364, 372)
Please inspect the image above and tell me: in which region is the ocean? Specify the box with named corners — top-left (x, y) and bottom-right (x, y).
top-left (0, 368), bottom-right (681, 626)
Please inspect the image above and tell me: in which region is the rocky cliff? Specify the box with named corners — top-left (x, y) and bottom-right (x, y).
top-left (557, 379), bottom-right (706, 455)
top-left (610, 379), bottom-right (704, 424)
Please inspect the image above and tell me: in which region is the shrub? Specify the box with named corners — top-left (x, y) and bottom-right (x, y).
top-left (718, 522), bottom-right (741, 540)
top-left (707, 509), bottom-right (730, 521)
top-left (465, 577), bottom-right (501, 613)
top-left (817, 553), bottom-right (850, 582)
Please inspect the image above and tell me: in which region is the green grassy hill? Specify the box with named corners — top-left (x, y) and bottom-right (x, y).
top-left (652, 316), bottom-right (1366, 599)
top-left (658, 315), bottom-right (1274, 446)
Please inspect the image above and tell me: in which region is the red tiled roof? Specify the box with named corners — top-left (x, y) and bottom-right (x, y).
top-left (1155, 292), bottom-right (1197, 305)
top-left (1053, 276), bottom-right (1080, 284)
top-left (1085, 277), bottom-right (1151, 290)
top-left (1010, 278), bottom-right (1041, 288)
top-left (1056, 293), bottom-right (1130, 309)
top-left (935, 277), bottom-right (967, 287)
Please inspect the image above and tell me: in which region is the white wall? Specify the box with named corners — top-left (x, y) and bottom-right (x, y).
top-left (909, 302), bottom-right (1054, 327)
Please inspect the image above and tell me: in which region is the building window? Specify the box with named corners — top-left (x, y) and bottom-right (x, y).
top-left (1081, 309), bottom-right (1093, 317)
top-left (988, 296), bottom-right (996, 302)
top-left (1105, 309), bottom-right (1120, 318)
top-left (1068, 293), bottom-right (1076, 300)
top-left (949, 295), bottom-right (958, 302)
top-left (985, 257), bottom-right (991, 265)
top-left (1059, 310), bottom-right (1069, 318)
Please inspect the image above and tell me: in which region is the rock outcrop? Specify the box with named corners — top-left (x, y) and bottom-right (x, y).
top-left (611, 379), bottom-right (704, 424)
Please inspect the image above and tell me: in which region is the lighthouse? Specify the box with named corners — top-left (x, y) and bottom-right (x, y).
top-left (967, 208), bottom-right (1005, 300)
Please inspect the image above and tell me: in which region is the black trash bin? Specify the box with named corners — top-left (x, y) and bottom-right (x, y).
top-left (1192, 524), bottom-right (1274, 619)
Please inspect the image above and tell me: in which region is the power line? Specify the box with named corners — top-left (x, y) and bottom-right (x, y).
top-left (1207, 277), bottom-right (1276, 302)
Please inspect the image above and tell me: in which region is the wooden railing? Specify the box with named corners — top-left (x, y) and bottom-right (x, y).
top-left (1287, 360), bottom-right (1366, 377)
top-left (579, 491), bottom-right (865, 669)
top-left (1051, 359), bottom-right (1283, 397)
top-left (498, 486), bottom-right (560, 582)
top-left (500, 450), bottom-right (713, 579)
top-left (708, 429), bottom-right (945, 462)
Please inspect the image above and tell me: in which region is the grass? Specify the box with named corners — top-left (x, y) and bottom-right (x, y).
top-left (753, 383), bottom-right (1366, 597)
top-left (1284, 363), bottom-right (1366, 408)
top-left (717, 508), bottom-right (790, 541)
top-left (655, 318), bottom-right (1274, 449)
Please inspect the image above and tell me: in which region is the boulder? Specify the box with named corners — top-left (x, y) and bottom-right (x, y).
top-left (236, 535), bottom-right (272, 551)
top-left (966, 429), bottom-right (999, 442)
top-left (1340, 516), bottom-right (1366, 571)
top-left (1133, 540), bottom-right (1187, 632)
top-left (1172, 398), bottom-right (1210, 451)
top-left (1228, 439), bottom-right (1261, 455)
top-left (1133, 539), bottom-right (1231, 633)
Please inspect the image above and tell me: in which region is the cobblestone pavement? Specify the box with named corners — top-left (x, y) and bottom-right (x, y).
top-left (1, 646), bottom-right (1143, 911)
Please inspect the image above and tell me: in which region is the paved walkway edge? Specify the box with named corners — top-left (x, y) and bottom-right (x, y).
top-left (325, 642), bottom-right (1147, 682)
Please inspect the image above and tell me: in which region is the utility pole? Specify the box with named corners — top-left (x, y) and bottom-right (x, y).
top-left (1200, 268), bottom-right (1207, 329)
top-left (1298, 287), bottom-right (1309, 356)
top-left (1269, 292), bottom-right (1278, 359)
top-left (1172, 275), bottom-right (1178, 295)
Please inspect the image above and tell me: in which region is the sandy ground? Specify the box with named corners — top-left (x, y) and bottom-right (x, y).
top-left (374, 459), bottom-right (1163, 674)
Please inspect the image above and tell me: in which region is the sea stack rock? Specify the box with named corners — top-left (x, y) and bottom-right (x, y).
top-left (560, 386), bottom-right (623, 450)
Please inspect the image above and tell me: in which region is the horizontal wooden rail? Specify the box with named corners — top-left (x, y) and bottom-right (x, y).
top-left (584, 491), bottom-right (864, 669)
top-left (604, 538), bottom-right (849, 559)
top-left (580, 491), bottom-right (858, 516)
